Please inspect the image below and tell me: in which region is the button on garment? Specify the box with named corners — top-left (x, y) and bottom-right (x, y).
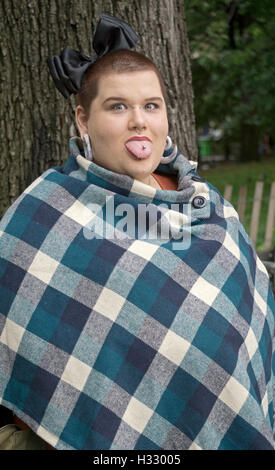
top-left (192, 196), bottom-right (206, 208)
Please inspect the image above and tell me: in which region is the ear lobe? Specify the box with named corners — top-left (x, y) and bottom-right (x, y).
top-left (75, 105), bottom-right (88, 138)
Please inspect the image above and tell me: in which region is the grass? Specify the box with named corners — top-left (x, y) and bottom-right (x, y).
top-left (197, 156), bottom-right (275, 252)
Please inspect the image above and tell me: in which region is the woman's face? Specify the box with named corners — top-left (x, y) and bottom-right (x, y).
top-left (76, 70), bottom-right (169, 185)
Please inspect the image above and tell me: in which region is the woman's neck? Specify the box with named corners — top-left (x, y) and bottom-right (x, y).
top-left (137, 174), bottom-right (162, 190)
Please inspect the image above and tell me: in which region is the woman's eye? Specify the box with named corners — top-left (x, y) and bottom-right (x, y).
top-left (145, 103), bottom-right (158, 110)
top-left (111, 103), bottom-right (126, 111)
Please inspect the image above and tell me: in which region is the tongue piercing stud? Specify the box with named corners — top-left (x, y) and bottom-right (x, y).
top-left (142, 145), bottom-right (146, 150)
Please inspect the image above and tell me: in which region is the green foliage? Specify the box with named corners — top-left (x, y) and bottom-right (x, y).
top-left (185, 0), bottom-right (275, 139)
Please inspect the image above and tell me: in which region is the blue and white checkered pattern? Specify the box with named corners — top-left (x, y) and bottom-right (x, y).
top-left (0, 137), bottom-right (274, 450)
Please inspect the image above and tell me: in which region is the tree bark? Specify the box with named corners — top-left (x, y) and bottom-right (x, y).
top-left (0, 0), bottom-right (197, 217)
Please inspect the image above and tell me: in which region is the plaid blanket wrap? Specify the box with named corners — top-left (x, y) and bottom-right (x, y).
top-left (0, 137), bottom-right (274, 450)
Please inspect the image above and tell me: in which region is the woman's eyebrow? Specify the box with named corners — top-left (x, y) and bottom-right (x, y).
top-left (103, 96), bottom-right (163, 104)
top-left (145, 97), bottom-right (163, 102)
top-left (103, 97), bottom-right (125, 104)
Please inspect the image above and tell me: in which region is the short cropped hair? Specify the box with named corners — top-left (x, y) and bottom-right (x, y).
top-left (75, 49), bottom-right (167, 115)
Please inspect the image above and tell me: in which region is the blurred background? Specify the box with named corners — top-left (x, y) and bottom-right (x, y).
top-left (185, 0), bottom-right (275, 257)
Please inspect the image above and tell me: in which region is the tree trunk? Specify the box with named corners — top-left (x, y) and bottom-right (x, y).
top-left (0, 0), bottom-right (197, 218)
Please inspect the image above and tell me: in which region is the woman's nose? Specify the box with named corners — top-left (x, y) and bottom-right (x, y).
top-left (128, 106), bottom-right (147, 131)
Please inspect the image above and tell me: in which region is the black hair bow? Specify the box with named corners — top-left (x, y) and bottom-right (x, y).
top-left (46, 13), bottom-right (139, 98)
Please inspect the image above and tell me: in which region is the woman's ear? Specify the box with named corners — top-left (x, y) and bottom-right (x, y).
top-left (75, 105), bottom-right (88, 138)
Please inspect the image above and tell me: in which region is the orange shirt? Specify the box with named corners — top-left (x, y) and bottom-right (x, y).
top-left (152, 172), bottom-right (178, 190)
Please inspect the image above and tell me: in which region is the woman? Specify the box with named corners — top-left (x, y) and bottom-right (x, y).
top-left (0, 14), bottom-right (274, 450)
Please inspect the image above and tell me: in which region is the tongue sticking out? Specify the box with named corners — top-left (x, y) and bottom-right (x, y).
top-left (125, 140), bottom-right (152, 159)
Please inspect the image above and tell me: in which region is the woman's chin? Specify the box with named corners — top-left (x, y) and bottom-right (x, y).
top-left (95, 150), bottom-right (161, 181)
top-left (123, 162), bottom-right (156, 182)
top-left (122, 153), bottom-right (160, 178)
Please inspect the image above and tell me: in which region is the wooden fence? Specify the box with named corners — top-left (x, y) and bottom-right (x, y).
top-left (224, 181), bottom-right (275, 251)
top-left (223, 181), bottom-right (275, 290)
